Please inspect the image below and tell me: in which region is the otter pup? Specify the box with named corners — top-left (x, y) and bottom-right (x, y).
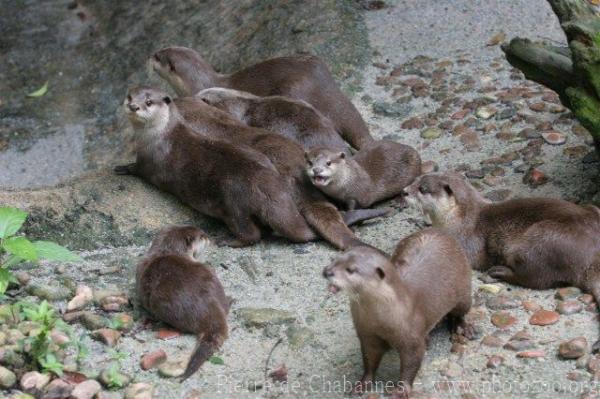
top-left (195, 87), bottom-right (350, 154)
top-left (117, 86), bottom-right (317, 247)
top-left (149, 46), bottom-right (375, 150)
top-left (136, 225), bottom-right (229, 380)
top-left (305, 141), bottom-right (422, 210)
top-left (323, 229), bottom-right (472, 397)
top-left (404, 172), bottom-right (600, 351)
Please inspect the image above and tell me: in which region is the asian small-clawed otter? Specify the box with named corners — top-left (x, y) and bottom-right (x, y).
top-left (136, 225), bottom-right (229, 380)
top-left (323, 229), bottom-right (472, 398)
top-left (404, 172), bottom-right (600, 351)
top-left (117, 86), bottom-right (317, 247)
top-left (195, 87), bottom-right (350, 155)
top-left (149, 46), bottom-right (375, 150)
top-left (305, 141), bottom-right (422, 210)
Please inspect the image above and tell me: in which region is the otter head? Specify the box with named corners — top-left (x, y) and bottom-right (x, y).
top-left (195, 88), bottom-right (255, 120)
top-left (124, 86), bottom-right (172, 129)
top-left (149, 46), bottom-right (217, 96)
top-left (148, 225), bottom-right (211, 262)
top-left (323, 246), bottom-right (390, 297)
top-left (305, 148), bottom-right (346, 187)
top-left (403, 172), bottom-right (487, 227)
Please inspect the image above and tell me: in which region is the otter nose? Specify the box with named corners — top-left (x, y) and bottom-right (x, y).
top-left (313, 167), bottom-right (324, 175)
top-left (128, 103), bottom-right (140, 112)
top-left (322, 267), bottom-right (334, 279)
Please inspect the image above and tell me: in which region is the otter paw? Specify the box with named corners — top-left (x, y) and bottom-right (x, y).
top-left (390, 386), bottom-right (410, 399)
top-left (592, 340), bottom-right (600, 354)
top-left (459, 322), bottom-right (478, 341)
top-left (488, 265), bottom-right (514, 281)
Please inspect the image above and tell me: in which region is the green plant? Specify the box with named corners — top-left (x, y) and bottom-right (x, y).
top-left (39, 353), bottom-right (63, 375)
top-left (105, 362), bottom-right (126, 389)
top-left (0, 206), bottom-right (82, 295)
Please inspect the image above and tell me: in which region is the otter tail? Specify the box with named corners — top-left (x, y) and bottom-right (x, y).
top-left (180, 332), bottom-right (222, 381)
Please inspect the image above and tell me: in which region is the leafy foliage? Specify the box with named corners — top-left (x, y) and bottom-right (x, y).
top-left (0, 207), bottom-right (82, 296)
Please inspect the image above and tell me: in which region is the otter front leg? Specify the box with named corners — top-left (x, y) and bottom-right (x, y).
top-left (353, 334), bottom-right (388, 396)
top-left (392, 340), bottom-right (425, 399)
top-left (588, 280), bottom-right (600, 353)
top-left (219, 214), bottom-right (262, 248)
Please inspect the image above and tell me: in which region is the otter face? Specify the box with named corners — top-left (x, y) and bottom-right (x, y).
top-left (124, 87), bottom-right (172, 125)
top-left (323, 246), bottom-right (388, 295)
top-left (403, 173), bottom-right (463, 227)
top-left (149, 225), bottom-right (211, 261)
top-left (149, 47), bottom-right (212, 96)
top-left (305, 149), bottom-right (346, 187)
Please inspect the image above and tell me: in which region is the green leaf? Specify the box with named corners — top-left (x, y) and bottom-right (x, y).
top-left (27, 81), bottom-right (49, 98)
top-left (33, 241), bottom-right (82, 262)
top-left (0, 268), bottom-right (11, 295)
top-left (0, 207), bottom-right (27, 239)
top-left (209, 356), bottom-right (225, 365)
top-left (4, 237), bottom-right (37, 261)
top-left (3, 255), bottom-right (23, 268)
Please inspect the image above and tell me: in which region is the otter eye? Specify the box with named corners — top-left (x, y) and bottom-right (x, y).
top-left (127, 95), bottom-right (132, 102)
top-left (419, 186), bottom-right (428, 194)
top-left (307, 161), bottom-right (313, 167)
top-left (326, 161), bottom-right (332, 166)
top-left (154, 54), bottom-right (160, 61)
top-left (346, 267), bottom-right (355, 274)
top-left (145, 100), bottom-right (153, 107)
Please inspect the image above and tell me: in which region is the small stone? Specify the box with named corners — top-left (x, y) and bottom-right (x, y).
top-left (476, 106), bottom-right (496, 119)
top-left (460, 130), bottom-right (481, 151)
top-left (158, 360), bottom-right (186, 378)
top-left (557, 300), bottom-right (583, 315)
top-left (486, 295), bottom-right (519, 310)
top-left (99, 368), bottom-right (130, 388)
top-left (491, 311), bottom-right (517, 329)
top-left (479, 284), bottom-right (502, 294)
top-left (100, 295), bottom-right (129, 312)
top-left (401, 117), bottom-right (423, 129)
top-left (268, 364), bottom-right (288, 383)
top-left (519, 128), bottom-right (540, 140)
top-left (451, 109), bottom-right (469, 120)
top-left (140, 349), bottom-right (167, 370)
top-left (523, 168), bottom-right (548, 187)
top-left (580, 294), bottom-right (595, 305)
top-left (124, 382), bottom-right (154, 399)
top-left (43, 378), bottom-right (73, 398)
top-left (285, 326), bottom-right (315, 349)
top-left (522, 300), bottom-right (541, 312)
top-left (556, 287), bottom-right (582, 300)
top-left (420, 160), bottom-right (438, 174)
top-left (110, 313), bottom-right (134, 331)
top-left (50, 329), bottom-right (71, 346)
top-left (92, 328), bottom-right (121, 347)
top-left (441, 362), bottom-right (462, 378)
top-left (529, 102), bottom-right (546, 112)
top-left (486, 31), bottom-right (506, 46)
top-left (496, 107), bottom-right (516, 120)
top-left (517, 350), bottom-right (545, 358)
top-left (542, 92), bottom-right (560, 103)
top-left (487, 355), bottom-right (504, 369)
top-left (71, 379), bottom-right (102, 399)
top-left (541, 131), bottom-right (566, 145)
top-left (156, 328), bottom-right (181, 340)
top-left (183, 389), bottom-right (202, 399)
top-left (20, 371), bottom-right (51, 393)
top-left (79, 312), bottom-right (108, 331)
top-left (529, 309), bottom-right (559, 326)
top-left (465, 169), bottom-right (485, 179)
top-left (566, 371), bottom-right (586, 381)
top-left (588, 355), bottom-right (600, 372)
top-left (504, 339), bottom-right (535, 351)
top-left (237, 308), bottom-right (296, 328)
top-left (67, 285), bottom-right (93, 311)
top-left (372, 101), bottom-right (412, 118)
top-left (96, 392), bottom-right (123, 399)
top-left (0, 366), bottom-right (16, 388)
top-left (420, 127), bottom-right (442, 140)
top-left (15, 271), bottom-right (31, 286)
top-left (559, 337), bottom-right (588, 359)
top-left (583, 151), bottom-right (599, 164)
top-left (27, 283), bottom-right (73, 301)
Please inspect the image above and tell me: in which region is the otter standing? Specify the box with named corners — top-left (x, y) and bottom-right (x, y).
top-left (306, 141), bottom-right (421, 209)
top-left (323, 229), bottom-right (472, 397)
top-left (404, 172), bottom-right (600, 351)
top-left (117, 86), bottom-right (316, 247)
top-left (196, 87), bottom-right (350, 154)
top-left (136, 225), bottom-right (229, 380)
top-left (150, 46), bottom-right (375, 150)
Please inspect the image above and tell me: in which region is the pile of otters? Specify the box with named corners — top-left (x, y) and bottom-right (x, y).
top-left (118, 46), bottom-right (600, 397)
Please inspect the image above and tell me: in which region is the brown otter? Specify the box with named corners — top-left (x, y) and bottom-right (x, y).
top-left (149, 46), bottom-right (375, 150)
top-left (305, 141), bottom-right (422, 210)
top-left (117, 86), bottom-right (317, 247)
top-left (404, 172), bottom-right (600, 351)
top-left (323, 229), bottom-right (472, 397)
top-left (136, 225), bottom-right (229, 380)
top-left (195, 87), bottom-right (350, 154)
top-left (163, 94), bottom-right (388, 249)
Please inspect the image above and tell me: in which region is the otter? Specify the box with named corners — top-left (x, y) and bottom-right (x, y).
top-left (404, 172), bottom-right (600, 351)
top-left (149, 46), bottom-right (375, 150)
top-left (136, 225), bottom-right (229, 380)
top-left (116, 86), bottom-right (317, 247)
top-left (323, 229), bottom-right (472, 397)
top-left (162, 94), bottom-right (388, 249)
top-left (305, 141), bottom-right (422, 210)
top-left (195, 87), bottom-right (350, 154)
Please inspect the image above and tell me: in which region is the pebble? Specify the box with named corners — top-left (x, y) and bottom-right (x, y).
top-left (479, 284), bottom-right (502, 294)
top-left (237, 308), bottom-right (296, 328)
top-left (100, 295), bottom-right (129, 312)
top-left (420, 127), bottom-right (442, 140)
top-left (557, 300), bottom-right (583, 315)
top-left (559, 337), bottom-right (588, 359)
top-left (158, 359), bottom-right (186, 378)
top-left (79, 312), bottom-right (108, 331)
top-left (99, 368), bottom-right (130, 388)
top-left (518, 127), bottom-right (540, 140)
top-left (522, 300), bottom-right (541, 312)
top-left (583, 151), bottom-right (599, 164)
top-left (0, 365), bottom-right (16, 388)
top-left (96, 392), bottom-right (124, 399)
top-left (465, 169), bottom-right (485, 179)
top-left (111, 313), bottom-right (134, 331)
top-left (451, 109), bottom-right (470, 120)
top-left (541, 131), bottom-right (566, 145)
top-left (580, 294), bottom-right (595, 305)
top-left (67, 285), bottom-right (94, 311)
top-left (441, 362), bottom-right (462, 378)
top-left (460, 130), bottom-right (481, 151)
top-left (486, 355), bottom-right (504, 369)
top-left (124, 382), bottom-right (154, 399)
top-left (71, 379), bottom-right (102, 399)
top-left (529, 102), bottom-right (546, 112)
top-left (523, 168), bottom-right (548, 187)
top-left (529, 309), bottom-right (559, 326)
top-left (481, 335), bottom-right (504, 347)
top-left (27, 283), bottom-right (73, 301)
top-left (140, 349), bottom-right (167, 370)
top-left (92, 328), bottom-right (121, 347)
top-left (156, 328), bottom-right (181, 340)
top-left (401, 117), bottom-right (423, 129)
top-left (517, 350), bottom-right (545, 358)
top-left (20, 371), bottom-right (51, 392)
top-left (43, 378), bottom-right (73, 398)
top-left (556, 287), bottom-right (582, 300)
top-left (475, 106), bottom-right (496, 119)
top-left (285, 326), bottom-right (315, 349)
top-left (486, 295), bottom-right (519, 310)
top-left (372, 101), bottom-right (412, 118)
top-left (490, 311), bottom-right (517, 329)
top-left (588, 355), bottom-right (600, 372)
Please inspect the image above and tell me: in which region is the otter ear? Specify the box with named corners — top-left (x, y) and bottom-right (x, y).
top-left (339, 152), bottom-right (346, 159)
top-left (184, 234), bottom-right (194, 246)
top-left (304, 151), bottom-right (309, 161)
top-left (167, 60), bottom-right (176, 72)
top-left (376, 267), bottom-right (385, 280)
top-left (163, 96), bottom-right (172, 104)
top-left (443, 184), bottom-right (453, 196)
